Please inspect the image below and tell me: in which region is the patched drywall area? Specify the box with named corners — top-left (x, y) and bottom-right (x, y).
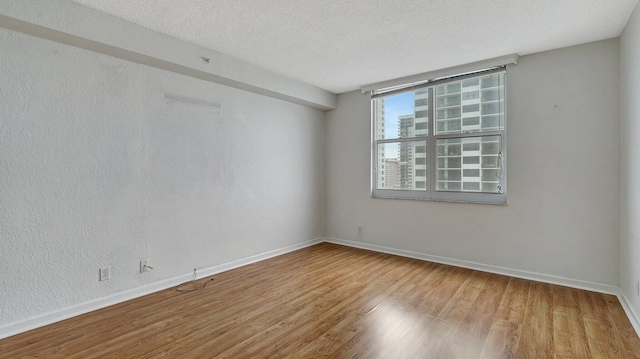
top-left (0, 27), bottom-right (325, 326)
top-left (325, 39), bottom-right (620, 286)
top-left (620, 0), bottom-right (640, 320)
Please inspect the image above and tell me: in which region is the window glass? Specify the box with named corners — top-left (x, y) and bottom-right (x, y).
top-left (462, 91), bottom-right (479, 100)
top-left (374, 91), bottom-right (430, 140)
top-left (462, 78), bottom-right (479, 87)
top-left (376, 141), bottom-right (427, 190)
top-left (372, 71), bottom-right (506, 203)
top-left (435, 72), bottom-right (504, 135)
top-left (435, 136), bottom-right (502, 193)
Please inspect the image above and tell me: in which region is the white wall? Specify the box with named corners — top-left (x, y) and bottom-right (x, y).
top-left (0, 27), bottom-right (325, 328)
top-left (620, 0), bottom-right (640, 321)
top-left (0, 0), bottom-right (336, 110)
top-left (1, 0), bottom-right (634, 338)
top-left (326, 39), bottom-right (620, 286)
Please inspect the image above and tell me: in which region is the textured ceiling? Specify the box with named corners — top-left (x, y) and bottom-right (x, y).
top-left (70, 0), bottom-right (638, 94)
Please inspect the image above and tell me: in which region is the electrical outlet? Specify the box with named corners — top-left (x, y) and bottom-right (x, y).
top-left (140, 259), bottom-right (150, 273)
top-left (100, 266), bottom-right (111, 281)
top-left (637, 279), bottom-right (639, 296)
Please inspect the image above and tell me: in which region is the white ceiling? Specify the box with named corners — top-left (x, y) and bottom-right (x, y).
top-left (70, 0), bottom-right (638, 94)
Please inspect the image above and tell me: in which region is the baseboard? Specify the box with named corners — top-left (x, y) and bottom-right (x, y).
top-left (326, 236), bottom-right (640, 338)
top-left (617, 290), bottom-right (640, 337)
top-left (192, 238), bottom-right (323, 279)
top-left (1, 236), bottom-right (631, 340)
top-left (323, 237), bottom-right (620, 295)
top-left (0, 237), bottom-right (323, 340)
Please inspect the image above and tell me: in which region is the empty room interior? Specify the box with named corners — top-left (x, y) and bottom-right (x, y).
top-left (3, 0), bottom-right (640, 357)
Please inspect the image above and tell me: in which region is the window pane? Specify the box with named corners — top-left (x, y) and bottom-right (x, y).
top-left (415, 122), bottom-right (428, 130)
top-left (435, 72), bottom-right (504, 135)
top-left (463, 156), bottom-right (480, 164)
top-left (481, 89), bottom-right (500, 102)
top-left (482, 169), bottom-right (499, 182)
top-left (482, 102), bottom-right (500, 115)
top-left (436, 136), bottom-right (502, 193)
top-left (372, 70), bottom-right (506, 203)
top-left (463, 182), bottom-right (480, 191)
top-left (374, 90), bottom-right (428, 140)
top-left (415, 110), bottom-right (428, 118)
top-left (463, 117), bottom-right (479, 126)
top-left (482, 76), bottom-right (500, 88)
top-left (463, 143), bottom-right (479, 151)
top-left (482, 155), bottom-right (498, 167)
top-left (462, 91), bottom-right (479, 100)
top-left (377, 141), bottom-right (427, 190)
top-left (448, 83), bottom-right (461, 93)
top-left (414, 86), bottom-right (429, 135)
top-left (438, 157), bottom-right (461, 168)
top-left (436, 94), bottom-right (461, 107)
top-left (437, 169), bottom-right (461, 181)
top-left (463, 104), bottom-right (479, 113)
top-left (462, 78), bottom-right (479, 87)
top-left (437, 108), bottom-right (461, 119)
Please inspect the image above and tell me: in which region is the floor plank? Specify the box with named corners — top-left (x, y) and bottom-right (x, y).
top-left (1, 243), bottom-right (639, 358)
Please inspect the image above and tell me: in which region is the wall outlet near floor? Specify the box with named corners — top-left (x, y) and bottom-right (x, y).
top-left (140, 259), bottom-right (150, 273)
top-left (637, 279), bottom-right (639, 296)
top-left (357, 226), bottom-right (363, 239)
top-left (100, 266), bottom-right (111, 281)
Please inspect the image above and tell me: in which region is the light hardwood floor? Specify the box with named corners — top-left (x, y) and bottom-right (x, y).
top-left (1, 243), bottom-right (639, 358)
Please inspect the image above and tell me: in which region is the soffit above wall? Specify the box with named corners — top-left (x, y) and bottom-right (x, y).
top-left (68, 0), bottom-right (638, 94)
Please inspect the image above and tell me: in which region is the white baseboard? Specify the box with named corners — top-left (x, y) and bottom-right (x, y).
top-left (192, 237), bottom-right (323, 279)
top-left (617, 290), bottom-right (640, 337)
top-left (323, 237), bottom-right (620, 295)
top-left (324, 237), bottom-right (640, 338)
top-left (3, 237), bottom-right (636, 341)
top-left (0, 237), bottom-right (323, 340)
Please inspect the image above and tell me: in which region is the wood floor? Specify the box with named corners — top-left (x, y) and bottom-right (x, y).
top-left (1, 243), bottom-right (639, 358)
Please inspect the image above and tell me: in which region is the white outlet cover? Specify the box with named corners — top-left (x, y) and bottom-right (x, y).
top-left (100, 266), bottom-right (111, 281)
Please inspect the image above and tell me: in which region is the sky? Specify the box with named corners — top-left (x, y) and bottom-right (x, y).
top-left (382, 92), bottom-right (413, 139)
top-left (380, 92), bottom-right (413, 159)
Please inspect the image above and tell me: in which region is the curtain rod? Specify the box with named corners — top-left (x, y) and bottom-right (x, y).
top-left (360, 54), bottom-right (519, 94)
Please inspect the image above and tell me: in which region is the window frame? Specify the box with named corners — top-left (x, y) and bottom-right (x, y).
top-left (371, 68), bottom-right (507, 204)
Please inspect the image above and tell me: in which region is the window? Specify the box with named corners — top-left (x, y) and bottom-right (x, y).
top-left (463, 91), bottom-right (479, 100)
top-left (371, 69), bottom-right (506, 204)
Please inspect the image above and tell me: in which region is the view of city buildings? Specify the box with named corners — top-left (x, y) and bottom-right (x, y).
top-left (374, 100), bottom-right (386, 188)
top-left (375, 72), bottom-right (505, 193)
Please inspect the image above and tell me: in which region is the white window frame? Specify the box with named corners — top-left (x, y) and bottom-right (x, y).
top-left (371, 68), bottom-right (507, 204)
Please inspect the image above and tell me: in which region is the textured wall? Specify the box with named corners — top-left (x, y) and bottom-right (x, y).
top-left (326, 39), bottom-right (620, 285)
top-left (620, 0), bottom-right (640, 316)
top-left (0, 0), bottom-right (336, 110)
top-left (0, 28), bottom-right (325, 326)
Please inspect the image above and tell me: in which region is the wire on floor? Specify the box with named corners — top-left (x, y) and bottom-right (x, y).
top-left (175, 268), bottom-right (214, 293)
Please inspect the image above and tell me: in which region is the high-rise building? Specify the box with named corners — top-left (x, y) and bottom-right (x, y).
top-left (434, 74), bottom-right (504, 193)
top-left (382, 72), bottom-right (504, 193)
top-left (374, 100), bottom-right (386, 188)
top-left (383, 158), bottom-right (400, 189)
top-left (398, 114), bottom-right (414, 189)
